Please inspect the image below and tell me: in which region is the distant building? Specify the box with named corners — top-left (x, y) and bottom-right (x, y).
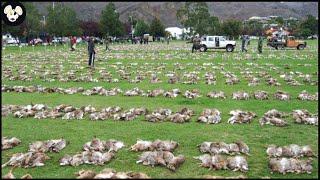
top-left (248, 16), bottom-right (271, 24)
top-left (247, 15), bottom-right (300, 30)
top-left (248, 16), bottom-right (262, 21)
top-left (269, 23), bottom-right (279, 28)
top-left (268, 15), bottom-right (279, 19)
top-left (288, 17), bottom-right (298, 21)
top-left (165, 27), bottom-right (190, 40)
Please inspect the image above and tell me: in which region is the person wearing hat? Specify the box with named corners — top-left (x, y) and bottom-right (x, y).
top-left (192, 35), bottom-right (201, 53)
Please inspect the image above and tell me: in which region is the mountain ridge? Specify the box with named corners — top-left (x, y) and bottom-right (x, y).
top-left (33, 2), bottom-right (318, 27)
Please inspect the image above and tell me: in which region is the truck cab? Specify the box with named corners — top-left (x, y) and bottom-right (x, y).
top-left (200, 36), bottom-right (236, 52)
top-left (267, 35), bottom-right (306, 50)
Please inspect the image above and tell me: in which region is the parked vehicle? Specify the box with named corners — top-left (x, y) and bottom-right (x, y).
top-left (115, 37), bottom-right (130, 43)
top-left (199, 36), bottom-right (236, 52)
top-left (76, 37), bottom-right (82, 43)
top-left (143, 34), bottom-right (151, 42)
top-left (52, 37), bottom-right (62, 43)
top-left (267, 35), bottom-right (306, 50)
top-left (28, 38), bottom-right (43, 45)
top-left (93, 37), bottom-right (103, 44)
top-left (62, 37), bottom-right (70, 43)
top-left (6, 37), bottom-right (20, 45)
top-left (307, 35), bottom-right (318, 40)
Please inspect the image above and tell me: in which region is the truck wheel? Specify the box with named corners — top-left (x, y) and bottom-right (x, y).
top-left (226, 45), bottom-right (234, 52)
top-left (297, 44), bottom-right (304, 50)
top-left (199, 45), bottom-right (207, 52)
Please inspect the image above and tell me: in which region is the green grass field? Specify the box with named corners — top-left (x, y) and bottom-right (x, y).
top-left (1, 40), bottom-right (318, 178)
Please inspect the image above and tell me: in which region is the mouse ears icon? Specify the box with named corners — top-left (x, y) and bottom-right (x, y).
top-left (1, 1), bottom-right (26, 26)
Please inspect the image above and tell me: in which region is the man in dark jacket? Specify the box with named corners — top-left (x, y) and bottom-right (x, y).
top-left (88, 37), bottom-right (96, 67)
top-left (258, 36), bottom-right (263, 54)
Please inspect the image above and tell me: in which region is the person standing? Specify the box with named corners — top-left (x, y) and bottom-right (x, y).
top-left (72, 36), bottom-right (77, 50)
top-left (192, 35), bottom-right (201, 53)
top-left (70, 36), bottom-right (74, 51)
top-left (241, 35), bottom-right (247, 52)
top-left (88, 37), bottom-right (96, 68)
top-left (105, 36), bottom-right (109, 51)
top-left (245, 36), bottom-right (250, 51)
top-left (166, 36), bottom-right (170, 45)
top-left (246, 36), bottom-right (250, 46)
top-left (258, 36), bottom-right (263, 54)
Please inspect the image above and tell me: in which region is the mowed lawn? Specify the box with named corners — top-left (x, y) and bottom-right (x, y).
top-left (1, 40), bottom-right (318, 178)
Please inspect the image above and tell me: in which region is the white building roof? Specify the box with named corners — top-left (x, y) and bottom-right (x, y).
top-left (165, 27), bottom-right (191, 37)
top-left (249, 16), bottom-right (262, 20)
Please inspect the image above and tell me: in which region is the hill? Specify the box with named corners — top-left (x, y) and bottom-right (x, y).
top-left (33, 2), bottom-right (318, 27)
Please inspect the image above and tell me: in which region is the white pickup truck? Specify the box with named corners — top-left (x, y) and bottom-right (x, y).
top-left (199, 36), bottom-right (236, 52)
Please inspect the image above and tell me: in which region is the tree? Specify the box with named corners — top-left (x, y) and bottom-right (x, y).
top-left (220, 19), bottom-right (242, 39)
top-left (298, 15), bottom-right (318, 37)
top-left (207, 16), bottom-right (220, 35)
top-left (80, 20), bottom-right (102, 37)
top-left (286, 19), bottom-right (299, 32)
top-left (275, 17), bottom-right (284, 27)
top-left (128, 16), bottom-right (137, 27)
top-left (299, 28), bottom-right (312, 38)
top-left (22, 2), bottom-right (41, 39)
top-left (134, 19), bottom-right (149, 36)
top-left (2, 22), bottom-right (22, 38)
top-left (177, 2), bottom-right (219, 36)
top-left (149, 18), bottom-right (165, 37)
top-left (123, 21), bottom-right (132, 35)
top-left (100, 3), bottom-right (124, 37)
top-left (46, 3), bottom-right (82, 36)
top-left (242, 20), bottom-right (263, 36)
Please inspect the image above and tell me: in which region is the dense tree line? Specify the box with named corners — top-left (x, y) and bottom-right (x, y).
top-left (176, 2), bottom-right (318, 39)
top-left (2, 2), bottom-right (318, 40)
top-left (46, 4), bottom-right (82, 36)
top-left (296, 15), bottom-right (318, 37)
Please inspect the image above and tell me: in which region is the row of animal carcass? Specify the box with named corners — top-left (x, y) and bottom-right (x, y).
top-left (1, 137), bottom-right (245, 173)
top-left (1, 137), bottom-right (124, 169)
top-left (2, 104), bottom-right (318, 126)
top-left (2, 137), bottom-right (317, 175)
top-left (2, 85), bottom-right (318, 101)
top-left (3, 168), bottom-right (150, 179)
top-left (75, 168), bottom-right (150, 179)
top-left (2, 138), bottom-right (67, 168)
top-left (61, 138), bottom-right (185, 172)
top-left (195, 141), bottom-right (250, 172)
top-left (195, 141), bottom-right (316, 174)
top-left (2, 137), bottom-right (184, 172)
top-left (2, 138), bottom-right (149, 179)
top-left (2, 62), bottom-right (318, 87)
